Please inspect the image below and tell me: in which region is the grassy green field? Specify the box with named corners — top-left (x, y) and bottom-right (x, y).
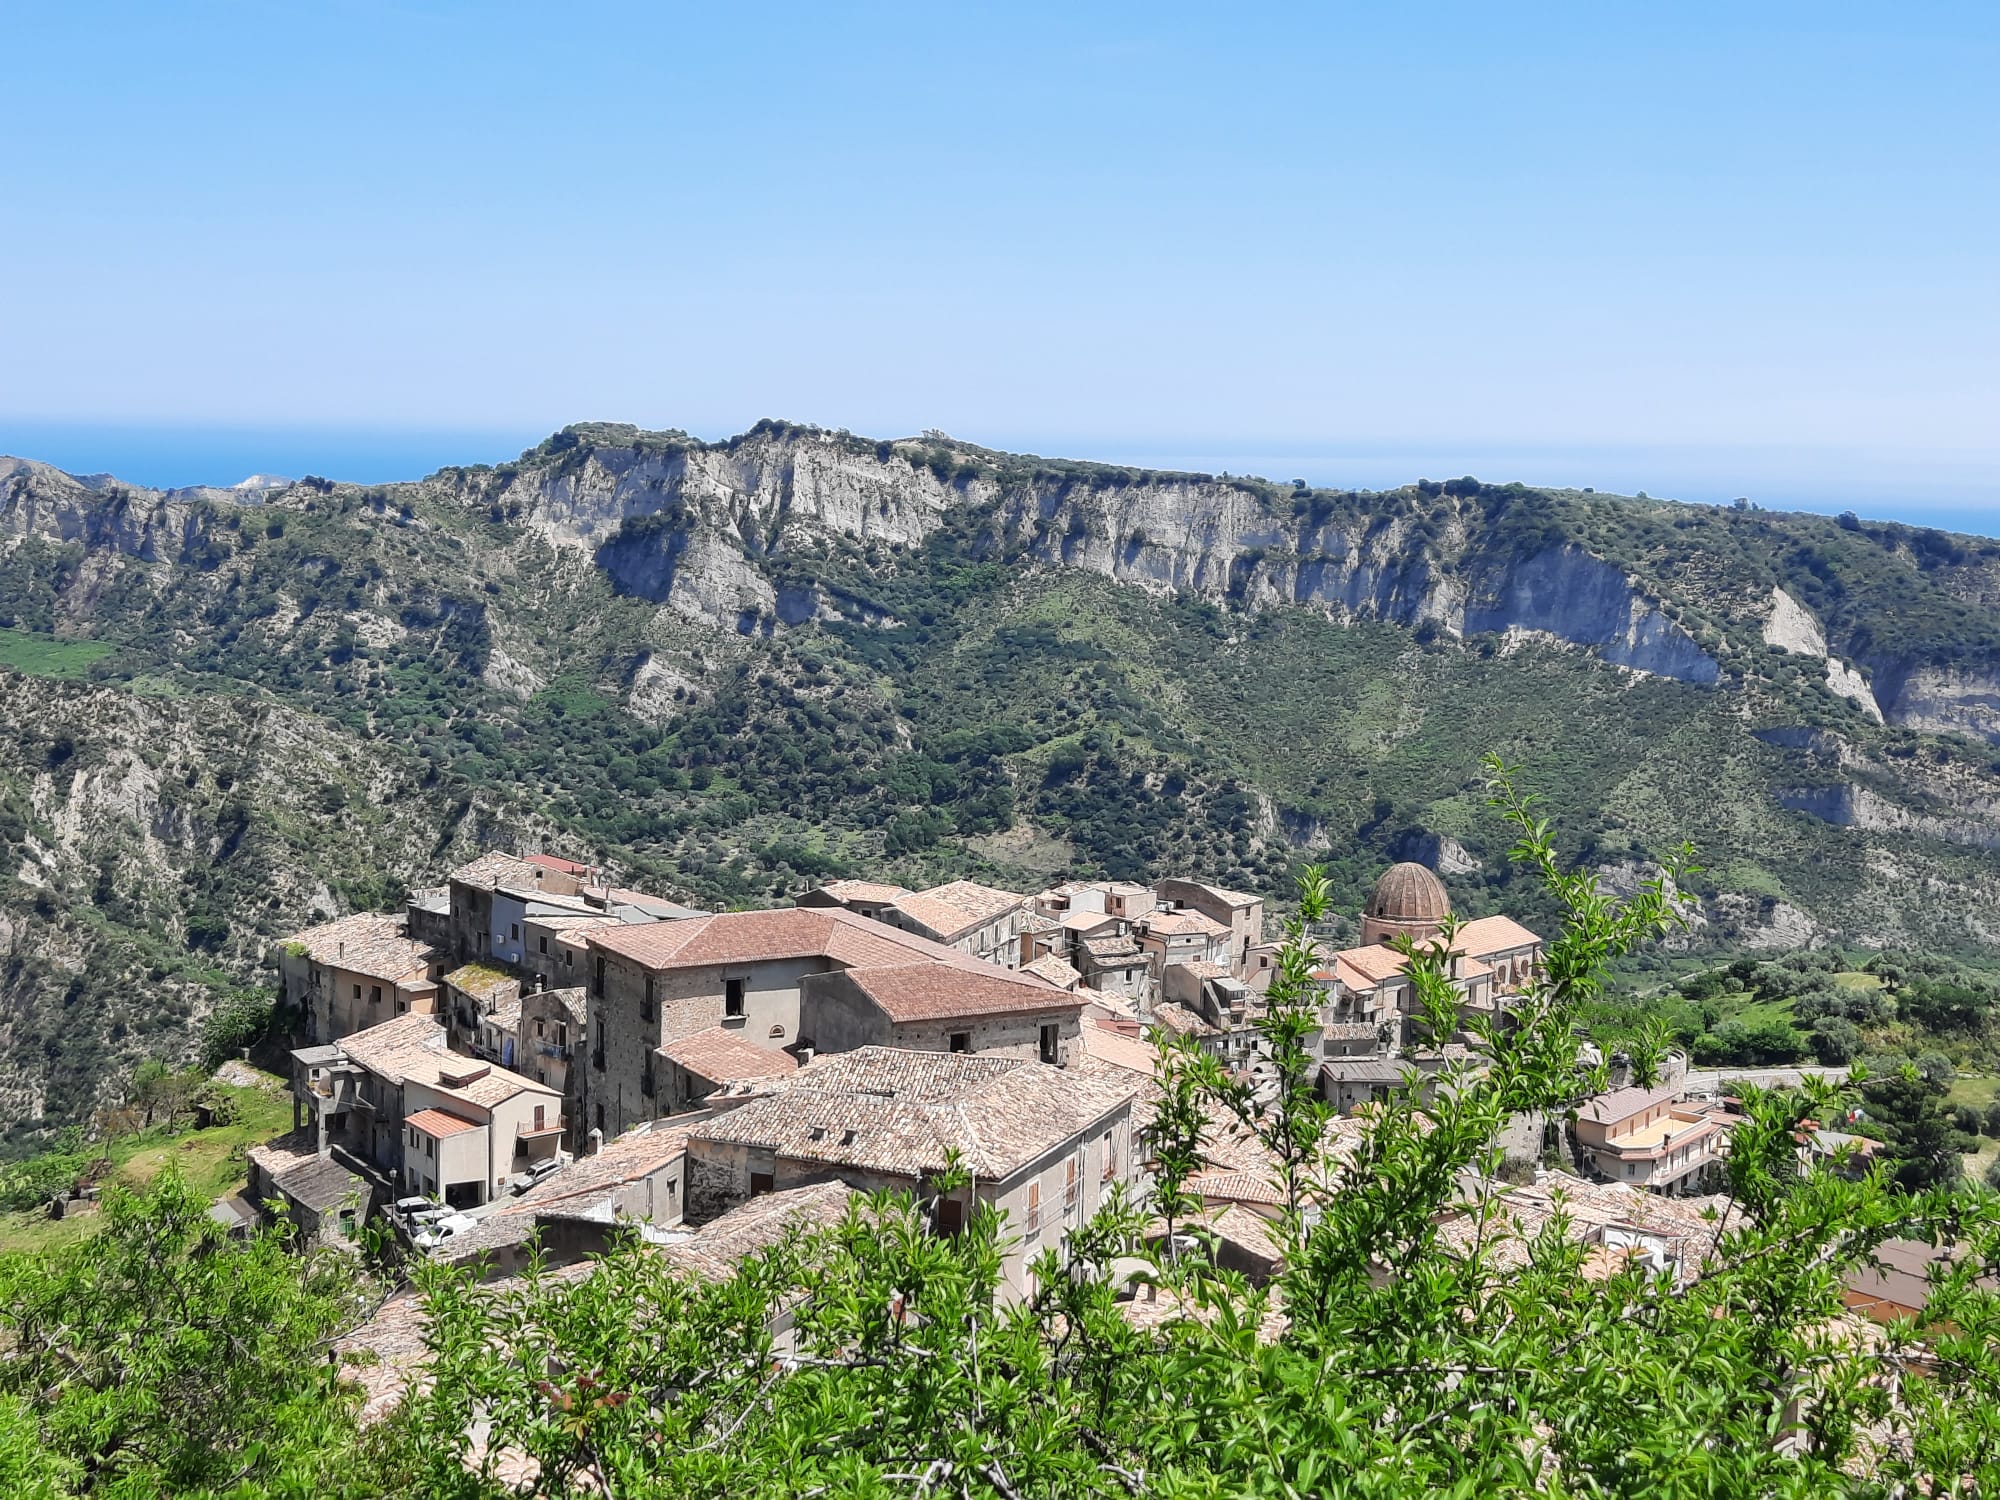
top-left (0, 627), bottom-right (113, 679)
top-left (0, 1068), bottom-right (292, 1255)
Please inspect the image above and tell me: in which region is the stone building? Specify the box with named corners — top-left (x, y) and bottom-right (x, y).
top-left (798, 959), bottom-right (1083, 1063)
top-left (684, 1047), bottom-right (1137, 1299)
top-left (276, 912), bottom-right (439, 1045)
top-left (580, 906), bottom-right (1082, 1139)
top-left (874, 880), bottom-right (1035, 969)
top-left (287, 1012), bottom-right (562, 1207)
top-left (1153, 879), bottom-right (1266, 974)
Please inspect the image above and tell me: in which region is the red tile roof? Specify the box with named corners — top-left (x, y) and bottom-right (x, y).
top-left (591, 906), bottom-right (961, 971)
top-left (658, 1026), bottom-right (799, 1084)
top-left (842, 961), bottom-right (1077, 1024)
top-left (405, 1108), bottom-right (481, 1139)
top-left (526, 853), bottom-right (591, 875)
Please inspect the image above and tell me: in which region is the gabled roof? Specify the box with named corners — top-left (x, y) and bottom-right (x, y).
top-left (1579, 1084), bottom-right (1680, 1127)
top-left (270, 1155), bottom-right (366, 1212)
top-left (505, 1120), bottom-right (700, 1216)
top-left (1021, 953), bottom-right (1082, 990)
top-left (663, 1181), bottom-right (858, 1281)
top-left (448, 851), bottom-right (543, 891)
top-left (810, 878), bottom-right (912, 905)
top-left (839, 960), bottom-right (1077, 1024)
top-left (692, 1047), bottom-right (1134, 1181)
top-left (659, 1027), bottom-right (800, 1084)
top-left (1143, 910), bottom-right (1230, 938)
top-left (1453, 914), bottom-right (1542, 956)
top-left (917, 880), bottom-right (1028, 923)
top-left (526, 853), bottom-right (592, 875)
top-left (283, 912), bottom-right (433, 983)
top-left (882, 893), bottom-right (993, 941)
top-left (337, 1014), bottom-right (558, 1107)
top-left (1330, 944), bottom-right (1412, 985)
top-left (1154, 1003), bottom-right (1219, 1038)
top-left (590, 906), bottom-right (962, 972)
top-left (405, 1108), bottom-right (481, 1139)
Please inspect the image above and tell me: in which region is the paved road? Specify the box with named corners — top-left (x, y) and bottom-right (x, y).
top-left (1682, 1065), bottom-right (1851, 1095)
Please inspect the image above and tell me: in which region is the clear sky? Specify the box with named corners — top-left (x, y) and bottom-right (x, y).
top-left (3, 1), bottom-right (1996, 523)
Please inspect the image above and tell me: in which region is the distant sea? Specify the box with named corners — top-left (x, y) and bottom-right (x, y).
top-left (3, 422), bottom-right (1996, 539)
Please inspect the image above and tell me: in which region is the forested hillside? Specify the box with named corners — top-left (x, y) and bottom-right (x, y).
top-left (3, 424), bottom-right (2000, 1132)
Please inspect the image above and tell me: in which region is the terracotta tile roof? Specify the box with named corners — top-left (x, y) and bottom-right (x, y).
top-left (692, 1047), bottom-right (1134, 1181)
top-left (1153, 1003), bottom-right (1219, 1038)
top-left (658, 1026), bottom-right (800, 1084)
top-left (1453, 914), bottom-right (1542, 955)
top-left (882, 892), bottom-right (993, 941)
top-left (1062, 910), bottom-right (1123, 934)
top-left (448, 850), bottom-right (543, 891)
top-left (1331, 944), bottom-right (1412, 984)
top-left (336, 1014), bottom-right (557, 1106)
top-left (663, 1180), bottom-right (858, 1281)
top-left (502, 1121), bottom-right (699, 1216)
top-left (841, 961), bottom-right (1078, 1024)
top-left (405, 1107), bottom-right (481, 1139)
top-left (526, 853), bottom-right (591, 875)
top-left (918, 880), bottom-right (1029, 923)
top-left (814, 878), bottom-right (912, 904)
top-left (1201, 1202), bottom-right (1283, 1266)
top-left (1020, 954), bottom-right (1082, 990)
top-left (1321, 1021), bottom-right (1386, 1042)
top-left (1082, 936), bottom-right (1144, 960)
top-left (284, 912), bottom-right (433, 982)
top-left (1078, 1021), bottom-right (1159, 1079)
top-left (591, 906), bottom-right (966, 972)
top-left (1187, 1168), bottom-right (1286, 1207)
top-left (1579, 1084), bottom-right (1681, 1126)
top-left (1143, 910), bottom-right (1229, 938)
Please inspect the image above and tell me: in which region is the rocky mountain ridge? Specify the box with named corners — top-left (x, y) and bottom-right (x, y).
top-left (4, 419), bottom-right (2000, 1132)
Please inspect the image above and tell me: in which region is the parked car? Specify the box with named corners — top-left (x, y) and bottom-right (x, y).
top-left (413, 1213), bottom-right (478, 1249)
top-left (393, 1196), bottom-right (437, 1218)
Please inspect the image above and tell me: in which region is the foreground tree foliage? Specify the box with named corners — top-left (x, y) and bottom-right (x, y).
top-left (6, 760), bottom-right (2000, 1495)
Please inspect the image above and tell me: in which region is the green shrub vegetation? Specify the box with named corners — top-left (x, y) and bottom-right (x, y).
top-left (2, 768), bottom-right (1998, 1494)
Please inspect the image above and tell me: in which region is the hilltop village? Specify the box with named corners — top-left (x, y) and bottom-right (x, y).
top-left (240, 851), bottom-right (1746, 1309)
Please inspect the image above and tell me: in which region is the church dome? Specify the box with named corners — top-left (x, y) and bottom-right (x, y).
top-left (1361, 862), bottom-right (1450, 945)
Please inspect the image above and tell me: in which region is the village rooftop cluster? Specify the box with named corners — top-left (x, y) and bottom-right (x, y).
top-left (228, 852), bottom-right (1782, 1313)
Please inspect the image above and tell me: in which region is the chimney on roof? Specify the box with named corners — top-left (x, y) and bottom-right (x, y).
top-left (588, 1127), bottom-right (604, 1157)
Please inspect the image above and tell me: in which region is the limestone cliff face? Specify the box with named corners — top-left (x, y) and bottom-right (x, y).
top-left (0, 458), bottom-right (206, 564)
top-left (458, 430), bottom-right (1724, 679)
top-left (1864, 658), bottom-right (2000, 744)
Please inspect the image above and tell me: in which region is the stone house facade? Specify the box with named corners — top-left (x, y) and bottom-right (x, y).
top-left (684, 1048), bottom-right (1137, 1300)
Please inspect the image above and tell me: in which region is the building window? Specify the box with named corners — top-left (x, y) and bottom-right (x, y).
top-left (949, 1032), bottom-right (971, 1054)
top-left (352, 983), bottom-right (362, 1001)
top-left (725, 979), bottom-right (746, 1019)
top-left (1064, 1158), bottom-right (1079, 1214)
top-left (750, 1171), bottom-right (774, 1197)
top-left (641, 976), bottom-right (655, 1023)
top-left (1024, 1181), bottom-right (1040, 1234)
top-left (1103, 1138), bottom-right (1118, 1182)
top-left (556, 1022), bottom-right (567, 1047)
top-left (539, 935), bottom-right (548, 955)
top-left (595, 1103), bottom-right (606, 1133)
top-left (592, 955), bottom-right (606, 998)
top-left (533, 1104), bottom-right (546, 1132)
top-left (1039, 1024), bottom-right (1059, 1065)
top-left (370, 985), bottom-right (382, 1005)
top-left (510, 922), bottom-right (520, 941)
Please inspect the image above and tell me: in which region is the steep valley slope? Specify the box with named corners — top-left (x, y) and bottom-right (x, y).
top-left (3, 424), bottom-right (2000, 1134)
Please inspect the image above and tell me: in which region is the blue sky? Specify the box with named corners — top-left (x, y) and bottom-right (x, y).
top-left (3, 2), bottom-right (1995, 523)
